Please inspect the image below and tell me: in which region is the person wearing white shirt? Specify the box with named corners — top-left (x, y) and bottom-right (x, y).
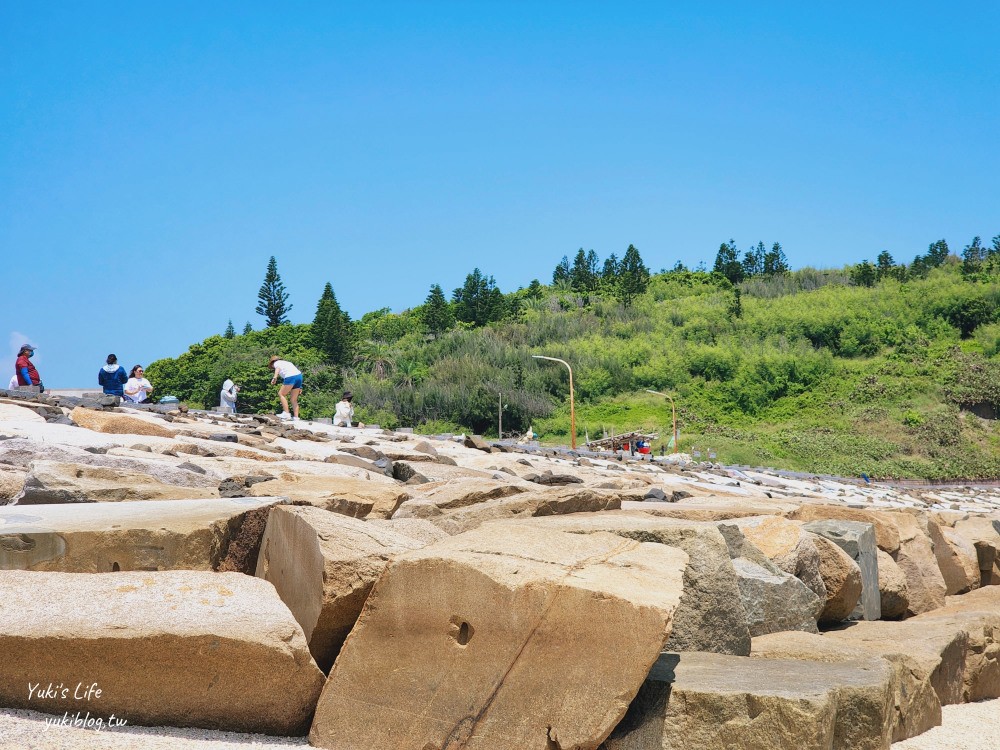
top-left (220, 378), bottom-right (240, 414)
top-left (124, 365), bottom-right (154, 404)
top-left (333, 391), bottom-right (355, 427)
top-left (268, 355), bottom-right (302, 420)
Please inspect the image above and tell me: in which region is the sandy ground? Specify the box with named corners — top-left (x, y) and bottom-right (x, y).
top-left (892, 699), bottom-right (1000, 750)
top-left (1, 698), bottom-right (997, 749)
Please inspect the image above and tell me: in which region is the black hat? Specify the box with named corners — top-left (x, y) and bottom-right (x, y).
top-left (342, 391), bottom-right (353, 400)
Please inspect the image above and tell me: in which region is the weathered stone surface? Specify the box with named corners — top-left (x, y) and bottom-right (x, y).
top-left (0, 497), bottom-right (282, 572)
top-left (717, 522), bottom-right (823, 636)
top-left (423, 487), bottom-right (623, 535)
top-left (915, 586), bottom-right (1000, 702)
top-left (803, 519), bottom-right (880, 621)
top-left (750, 630), bottom-right (933, 744)
top-left (886, 511), bottom-right (947, 616)
top-left (825, 618), bottom-right (970, 717)
top-left (247, 475), bottom-right (410, 520)
top-left (309, 525), bottom-right (687, 750)
top-left (623, 499), bottom-right (793, 522)
top-left (950, 515), bottom-right (1000, 585)
top-left (0, 467), bottom-right (26, 502)
top-left (876, 548), bottom-right (910, 619)
top-left (13, 460), bottom-right (221, 504)
top-left (0, 570), bottom-right (324, 734)
top-left (398, 479), bottom-right (529, 516)
top-left (730, 515), bottom-right (827, 600)
top-left (789, 504), bottom-right (900, 555)
top-left (366, 517), bottom-right (450, 545)
top-left (495, 511), bottom-right (751, 655)
top-left (256, 505), bottom-right (428, 672)
top-left (928, 519), bottom-right (982, 595)
top-left (602, 650), bottom-right (893, 750)
top-left (70, 406), bottom-right (176, 438)
top-left (808, 533), bottom-right (863, 623)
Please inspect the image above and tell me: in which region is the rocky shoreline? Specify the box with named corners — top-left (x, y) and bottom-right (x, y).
top-left (1, 389), bottom-right (998, 749)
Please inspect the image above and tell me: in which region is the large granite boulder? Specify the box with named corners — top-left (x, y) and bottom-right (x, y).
top-left (750, 630), bottom-right (935, 744)
top-left (602, 650), bottom-right (894, 750)
top-left (876, 549), bottom-right (910, 619)
top-left (885, 511), bottom-right (947, 616)
top-left (12, 460), bottom-right (221, 504)
top-left (729, 515), bottom-right (827, 600)
top-left (950, 515), bottom-right (1000, 585)
top-left (0, 497), bottom-right (282, 572)
top-left (309, 525), bottom-right (687, 750)
top-left (928, 519), bottom-right (982, 595)
top-left (0, 570), bottom-right (324, 734)
top-left (717, 522), bottom-right (823, 636)
top-left (256, 505), bottom-right (429, 671)
top-left (494, 511), bottom-right (751, 655)
top-left (395, 479), bottom-right (529, 517)
top-left (803, 519), bottom-right (880, 621)
top-left (807, 533), bottom-right (863, 623)
top-left (623, 499), bottom-right (793, 522)
top-left (912, 585), bottom-right (1000, 702)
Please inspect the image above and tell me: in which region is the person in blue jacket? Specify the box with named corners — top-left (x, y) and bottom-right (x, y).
top-left (98, 354), bottom-right (128, 397)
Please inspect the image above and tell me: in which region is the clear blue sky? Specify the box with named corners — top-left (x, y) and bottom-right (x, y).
top-left (2, 2), bottom-right (998, 387)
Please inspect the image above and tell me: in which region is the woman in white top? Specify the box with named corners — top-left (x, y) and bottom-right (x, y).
top-left (333, 391), bottom-right (354, 427)
top-left (220, 378), bottom-right (240, 414)
top-left (124, 365), bottom-right (154, 404)
top-left (268, 355), bottom-right (302, 420)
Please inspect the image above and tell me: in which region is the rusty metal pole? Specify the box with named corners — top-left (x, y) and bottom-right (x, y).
top-left (533, 355), bottom-right (576, 450)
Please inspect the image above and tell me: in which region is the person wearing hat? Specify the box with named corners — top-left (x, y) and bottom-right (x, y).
top-left (268, 355), bottom-right (302, 420)
top-left (98, 354), bottom-right (128, 398)
top-left (333, 390), bottom-right (355, 427)
top-left (14, 345), bottom-right (42, 391)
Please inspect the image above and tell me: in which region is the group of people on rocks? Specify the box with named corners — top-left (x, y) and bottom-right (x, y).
top-left (9, 347), bottom-right (361, 426)
top-left (98, 354), bottom-right (154, 403)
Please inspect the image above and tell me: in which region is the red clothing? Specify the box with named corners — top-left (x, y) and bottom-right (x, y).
top-left (15, 354), bottom-right (39, 386)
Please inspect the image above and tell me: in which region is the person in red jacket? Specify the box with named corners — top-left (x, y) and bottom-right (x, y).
top-left (15, 345), bottom-right (42, 391)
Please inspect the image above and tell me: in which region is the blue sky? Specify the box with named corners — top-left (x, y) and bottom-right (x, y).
top-left (2, 2), bottom-right (998, 387)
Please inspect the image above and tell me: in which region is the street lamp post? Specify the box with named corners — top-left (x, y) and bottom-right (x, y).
top-left (532, 355), bottom-right (576, 450)
top-left (645, 389), bottom-right (678, 453)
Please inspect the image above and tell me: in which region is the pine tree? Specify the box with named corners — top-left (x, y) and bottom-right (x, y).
top-left (875, 251), bottom-right (895, 280)
top-left (763, 242), bottom-right (790, 276)
top-left (616, 244), bottom-right (650, 306)
top-left (311, 282), bottom-right (352, 365)
top-left (570, 248), bottom-right (599, 293)
top-left (601, 253), bottom-right (619, 280)
top-left (255, 256), bottom-right (292, 327)
top-left (962, 236), bottom-right (985, 276)
top-left (926, 239), bottom-right (949, 268)
top-left (242, 321), bottom-right (253, 335)
top-left (224, 320), bottom-right (235, 339)
top-left (422, 283), bottom-right (455, 337)
top-left (453, 269), bottom-right (506, 327)
top-left (552, 256), bottom-right (571, 285)
top-left (712, 239), bottom-right (743, 284)
top-left (742, 242), bottom-right (765, 278)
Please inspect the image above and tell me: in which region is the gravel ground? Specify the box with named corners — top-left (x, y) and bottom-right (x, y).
top-left (0, 709), bottom-right (309, 750)
top-left (2, 699), bottom-right (997, 749)
top-left (892, 699), bottom-right (1000, 750)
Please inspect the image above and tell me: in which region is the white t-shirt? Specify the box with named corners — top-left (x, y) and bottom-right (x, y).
top-left (124, 377), bottom-right (152, 403)
top-left (272, 360), bottom-right (301, 379)
top-left (7, 375), bottom-right (17, 389)
top-left (333, 399), bottom-right (354, 427)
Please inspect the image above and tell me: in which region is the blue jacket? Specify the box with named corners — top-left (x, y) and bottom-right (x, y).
top-left (99, 365), bottom-right (128, 396)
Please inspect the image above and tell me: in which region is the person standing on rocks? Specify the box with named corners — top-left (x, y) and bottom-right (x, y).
top-left (14, 344), bottom-right (42, 391)
top-left (98, 354), bottom-right (128, 398)
top-left (268, 355), bottom-right (302, 421)
top-left (124, 365), bottom-right (154, 404)
top-left (220, 378), bottom-right (240, 414)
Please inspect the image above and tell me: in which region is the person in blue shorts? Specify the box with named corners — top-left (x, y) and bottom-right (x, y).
top-left (268, 355), bottom-right (302, 420)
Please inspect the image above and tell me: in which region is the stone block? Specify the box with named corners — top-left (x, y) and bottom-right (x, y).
top-left (928, 520), bottom-right (982, 595)
top-left (808, 533), bottom-right (863, 623)
top-left (255, 505), bottom-right (429, 671)
top-left (0, 570), bottom-right (324, 734)
top-left (803, 519), bottom-right (881, 620)
top-left (0, 497), bottom-right (282, 572)
top-left (309, 525), bottom-right (687, 750)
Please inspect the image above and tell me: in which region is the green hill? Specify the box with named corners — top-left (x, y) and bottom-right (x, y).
top-left (147, 255), bottom-right (1000, 480)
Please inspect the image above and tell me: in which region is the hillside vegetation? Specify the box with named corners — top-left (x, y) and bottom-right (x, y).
top-left (148, 245), bottom-right (1000, 480)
